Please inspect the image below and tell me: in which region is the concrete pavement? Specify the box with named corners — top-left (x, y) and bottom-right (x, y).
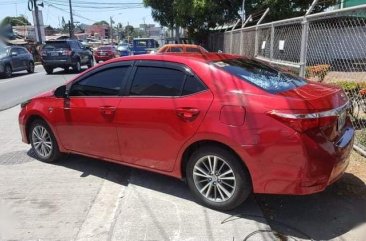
top-left (0, 70), bottom-right (366, 241)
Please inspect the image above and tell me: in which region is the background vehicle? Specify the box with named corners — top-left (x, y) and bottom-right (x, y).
top-left (94, 45), bottom-right (119, 63)
top-left (41, 40), bottom-right (94, 74)
top-left (0, 45), bottom-right (34, 78)
top-left (19, 54), bottom-right (354, 211)
top-left (117, 43), bottom-right (131, 56)
top-left (158, 44), bottom-right (208, 54)
top-left (131, 38), bottom-right (159, 55)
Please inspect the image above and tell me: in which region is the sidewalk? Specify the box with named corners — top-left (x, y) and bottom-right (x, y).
top-left (0, 106), bottom-right (365, 241)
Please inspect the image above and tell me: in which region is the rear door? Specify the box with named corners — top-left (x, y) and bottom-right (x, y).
top-left (54, 62), bottom-right (132, 160)
top-left (115, 61), bottom-right (213, 171)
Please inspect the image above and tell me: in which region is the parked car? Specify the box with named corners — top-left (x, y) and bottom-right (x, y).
top-left (19, 53), bottom-right (354, 211)
top-left (131, 38), bottom-right (159, 55)
top-left (117, 43), bottom-right (131, 56)
top-left (94, 45), bottom-right (119, 63)
top-left (0, 46), bottom-right (34, 78)
top-left (158, 44), bottom-right (208, 54)
top-left (41, 40), bottom-right (94, 74)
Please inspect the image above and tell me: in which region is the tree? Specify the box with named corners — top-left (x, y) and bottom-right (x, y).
top-left (244, 0), bottom-right (338, 22)
top-left (92, 20), bottom-right (109, 26)
top-left (1, 15), bottom-right (31, 26)
top-left (144, 0), bottom-right (337, 43)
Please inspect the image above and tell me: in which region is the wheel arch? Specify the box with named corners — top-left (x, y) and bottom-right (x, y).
top-left (24, 113), bottom-right (64, 151)
top-left (179, 139), bottom-right (253, 184)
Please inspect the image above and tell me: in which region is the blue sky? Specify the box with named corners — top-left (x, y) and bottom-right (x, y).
top-left (0, 0), bottom-right (158, 28)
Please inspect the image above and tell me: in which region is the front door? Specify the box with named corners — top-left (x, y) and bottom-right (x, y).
top-left (115, 61), bottom-right (213, 171)
top-left (54, 63), bottom-right (131, 160)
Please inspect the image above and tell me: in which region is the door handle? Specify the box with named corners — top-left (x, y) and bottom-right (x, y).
top-left (99, 106), bottom-right (117, 115)
top-left (176, 107), bottom-right (200, 121)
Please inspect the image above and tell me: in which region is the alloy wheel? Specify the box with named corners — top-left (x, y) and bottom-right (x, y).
top-left (193, 155), bottom-right (236, 202)
top-left (5, 65), bottom-right (11, 78)
top-left (32, 125), bottom-right (53, 158)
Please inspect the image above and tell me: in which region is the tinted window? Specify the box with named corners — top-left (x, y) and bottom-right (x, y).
top-left (18, 48), bottom-right (27, 54)
top-left (168, 47), bottom-right (183, 52)
top-left (44, 42), bottom-right (69, 50)
top-left (130, 67), bottom-right (185, 96)
top-left (186, 47), bottom-right (201, 53)
top-left (213, 58), bottom-right (307, 93)
top-left (98, 46), bottom-right (113, 51)
top-left (182, 75), bottom-right (206, 95)
top-left (69, 67), bottom-right (128, 96)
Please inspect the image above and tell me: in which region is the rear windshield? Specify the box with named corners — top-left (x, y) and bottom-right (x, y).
top-left (98, 47), bottom-right (113, 51)
top-left (43, 42), bottom-right (69, 50)
top-left (213, 58), bottom-right (307, 93)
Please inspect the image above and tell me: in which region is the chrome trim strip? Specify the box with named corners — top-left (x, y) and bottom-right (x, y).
top-left (270, 101), bottom-right (350, 119)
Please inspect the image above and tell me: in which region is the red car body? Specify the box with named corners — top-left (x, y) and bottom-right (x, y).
top-left (94, 46), bottom-right (118, 62)
top-left (19, 53), bottom-right (354, 196)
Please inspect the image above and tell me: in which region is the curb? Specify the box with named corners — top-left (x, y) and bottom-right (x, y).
top-left (354, 144), bottom-right (366, 158)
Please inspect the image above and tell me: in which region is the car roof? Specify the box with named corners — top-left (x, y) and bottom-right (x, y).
top-left (105, 53), bottom-right (240, 65)
top-left (162, 44), bottom-right (202, 48)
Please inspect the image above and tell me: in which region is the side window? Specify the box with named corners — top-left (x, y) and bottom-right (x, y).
top-left (19, 48), bottom-right (27, 54)
top-left (182, 75), bottom-right (207, 95)
top-left (69, 67), bottom-right (129, 96)
top-left (130, 66), bottom-right (186, 96)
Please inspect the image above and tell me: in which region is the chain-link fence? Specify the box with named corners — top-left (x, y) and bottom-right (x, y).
top-left (208, 4), bottom-right (366, 152)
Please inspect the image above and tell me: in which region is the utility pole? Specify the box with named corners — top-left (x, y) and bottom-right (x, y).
top-left (110, 16), bottom-right (113, 44)
top-left (31, 0), bottom-right (43, 44)
top-left (68, 0), bottom-right (74, 38)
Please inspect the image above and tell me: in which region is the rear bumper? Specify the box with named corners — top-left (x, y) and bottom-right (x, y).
top-left (42, 58), bottom-right (74, 68)
top-left (94, 55), bottom-right (114, 61)
top-left (244, 124), bottom-right (355, 195)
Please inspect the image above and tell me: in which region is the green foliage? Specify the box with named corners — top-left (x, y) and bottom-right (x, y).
top-left (1, 15), bottom-right (31, 26)
top-left (356, 129), bottom-right (366, 147)
top-left (93, 20), bottom-right (109, 26)
top-left (144, 0), bottom-right (336, 42)
top-left (332, 81), bottom-right (366, 92)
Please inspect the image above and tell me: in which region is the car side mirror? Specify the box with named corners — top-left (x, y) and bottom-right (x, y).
top-left (54, 85), bottom-right (67, 98)
top-left (11, 51), bottom-right (17, 57)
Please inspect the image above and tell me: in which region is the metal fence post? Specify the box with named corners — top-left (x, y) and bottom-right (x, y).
top-left (299, 19), bottom-right (309, 77)
top-left (254, 8), bottom-right (269, 57)
top-left (240, 15), bottom-right (252, 56)
top-left (270, 23), bottom-right (274, 61)
top-left (230, 19), bottom-right (241, 54)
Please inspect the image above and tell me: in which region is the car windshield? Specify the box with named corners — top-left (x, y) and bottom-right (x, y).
top-left (134, 39), bottom-right (157, 48)
top-left (213, 58), bottom-right (307, 93)
top-left (43, 42), bottom-right (69, 50)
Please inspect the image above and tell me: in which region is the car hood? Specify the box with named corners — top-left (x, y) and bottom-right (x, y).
top-left (32, 90), bottom-right (54, 100)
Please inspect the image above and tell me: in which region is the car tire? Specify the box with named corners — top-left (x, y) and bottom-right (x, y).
top-left (73, 60), bottom-right (81, 73)
top-left (44, 66), bottom-right (53, 75)
top-left (186, 145), bottom-right (252, 211)
top-left (29, 119), bottom-right (62, 163)
top-left (27, 61), bottom-right (35, 73)
top-left (3, 64), bottom-right (12, 78)
top-left (87, 57), bottom-right (94, 68)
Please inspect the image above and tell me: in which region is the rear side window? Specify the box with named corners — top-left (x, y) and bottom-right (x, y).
top-left (43, 42), bottom-right (69, 50)
top-left (168, 47), bottom-right (183, 52)
top-left (213, 58), bottom-right (307, 93)
top-left (182, 75), bottom-right (206, 95)
top-left (69, 67), bottom-right (128, 96)
top-left (186, 47), bottom-right (200, 53)
top-left (130, 67), bottom-right (185, 96)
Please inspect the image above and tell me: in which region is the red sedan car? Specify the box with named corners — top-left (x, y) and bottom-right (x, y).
top-left (19, 53), bottom-right (354, 210)
top-left (94, 45), bottom-right (119, 63)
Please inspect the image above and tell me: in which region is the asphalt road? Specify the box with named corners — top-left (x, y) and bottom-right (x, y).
top-left (0, 65), bottom-right (79, 111)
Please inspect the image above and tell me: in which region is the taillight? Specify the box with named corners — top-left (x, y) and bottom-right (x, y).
top-left (268, 110), bottom-right (338, 133)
